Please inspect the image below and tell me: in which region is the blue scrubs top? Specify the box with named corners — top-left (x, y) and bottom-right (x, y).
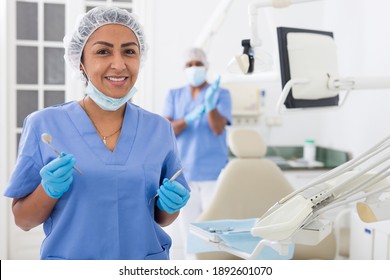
top-left (4, 101), bottom-right (188, 260)
top-left (164, 84), bottom-right (232, 181)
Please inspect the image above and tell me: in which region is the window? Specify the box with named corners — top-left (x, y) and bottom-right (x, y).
top-left (86, 0), bottom-right (133, 12)
top-left (14, 0), bottom-right (66, 152)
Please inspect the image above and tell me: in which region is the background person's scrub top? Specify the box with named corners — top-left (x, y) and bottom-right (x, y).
top-left (164, 84), bottom-right (232, 181)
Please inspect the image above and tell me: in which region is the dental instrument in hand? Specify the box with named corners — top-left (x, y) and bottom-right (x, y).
top-left (41, 133), bottom-right (82, 175)
top-left (169, 167), bottom-right (185, 182)
top-left (149, 167), bottom-right (185, 204)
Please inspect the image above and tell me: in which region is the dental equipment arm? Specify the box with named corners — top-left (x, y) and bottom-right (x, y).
top-left (194, 0), bottom-right (322, 73)
top-left (252, 134), bottom-right (390, 244)
top-left (234, 0), bottom-right (323, 74)
top-left (277, 75), bottom-right (390, 113)
top-left (248, 0), bottom-right (321, 48)
top-left (194, 0), bottom-right (234, 51)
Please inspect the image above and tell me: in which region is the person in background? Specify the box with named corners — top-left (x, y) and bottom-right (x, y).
top-left (3, 6), bottom-right (190, 260)
top-left (163, 48), bottom-right (232, 258)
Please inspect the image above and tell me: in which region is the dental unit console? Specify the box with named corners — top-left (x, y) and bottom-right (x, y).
top-left (189, 135), bottom-right (390, 260)
top-left (252, 134), bottom-right (390, 249)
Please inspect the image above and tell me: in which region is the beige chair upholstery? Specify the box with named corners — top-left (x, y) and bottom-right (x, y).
top-left (195, 128), bottom-right (337, 260)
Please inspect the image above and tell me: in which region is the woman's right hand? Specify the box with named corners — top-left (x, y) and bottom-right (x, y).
top-left (40, 153), bottom-right (76, 199)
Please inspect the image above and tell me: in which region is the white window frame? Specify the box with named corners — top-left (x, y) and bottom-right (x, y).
top-left (4, 0), bottom-right (68, 259)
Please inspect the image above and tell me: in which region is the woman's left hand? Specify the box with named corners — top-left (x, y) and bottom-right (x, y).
top-left (156, 179), bottom-right (190, 214)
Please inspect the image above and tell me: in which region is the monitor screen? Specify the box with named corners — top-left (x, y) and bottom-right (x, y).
top-left (277, 27), bottom-right (340, 109)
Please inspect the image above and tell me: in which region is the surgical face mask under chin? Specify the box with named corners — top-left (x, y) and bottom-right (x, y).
top-left (85, 80), bottom-right (137, 111)
top-left (184, 66), bottom-right (206, 87)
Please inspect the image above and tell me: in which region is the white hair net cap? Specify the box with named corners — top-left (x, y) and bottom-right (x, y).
top-left (183, 48), bottom-right (209, 69)
top-left (63, 6), bottom-right (148, 81)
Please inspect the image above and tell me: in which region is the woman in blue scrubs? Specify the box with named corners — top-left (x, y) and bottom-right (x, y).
top-left (4, 6), bottom-right (190, 260)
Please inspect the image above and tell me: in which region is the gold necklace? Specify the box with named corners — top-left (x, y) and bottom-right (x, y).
top-left (82, 97), bottom-right (122, 146)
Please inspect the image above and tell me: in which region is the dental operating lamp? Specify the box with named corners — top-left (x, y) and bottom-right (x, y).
top-left (229, 0), bottom-right (323, 74)
top-left (194, 0), bottom-right (323, 74)
top-left (196, 0), bottom-right (390, 97)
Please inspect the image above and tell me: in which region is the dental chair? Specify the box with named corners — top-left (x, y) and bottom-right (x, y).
top-left (194, 128), bottom-right (339, 260)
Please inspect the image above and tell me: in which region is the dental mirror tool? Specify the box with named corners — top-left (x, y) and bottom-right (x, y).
top-left (41, 133), bottom-right (82, 175)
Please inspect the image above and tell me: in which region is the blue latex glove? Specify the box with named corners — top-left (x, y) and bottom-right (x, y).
top-left (40, 152), bottom-right (76, 199)
top-left (204, 76), bottom-right (221, 112)
top-left (156, 178), bottom-right (190, 214)
top-left (184, 104), bottom-right (205, 125)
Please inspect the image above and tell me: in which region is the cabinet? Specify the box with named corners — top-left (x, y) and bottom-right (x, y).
top-left (266, 145), bottom-right (351, 190)
top-left (349, 212), bottom-right (390, 259)
top-left (283, 169), bottom-right (328, 190)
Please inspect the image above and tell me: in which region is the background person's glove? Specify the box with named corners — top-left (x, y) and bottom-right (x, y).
top-left (40, 152), bottom-right (76, 199)
top-left (156, 179), bottom-right (190, 214)
top-left (204, 76), bottom-right (221, 113)
top-left (184, 104), bottom-right (205, 125)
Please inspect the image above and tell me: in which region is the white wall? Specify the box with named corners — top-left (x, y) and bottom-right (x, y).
top-left (146, 0), bottom-right (390, 158)
top-left (319, 0), bottom-right (390, 155)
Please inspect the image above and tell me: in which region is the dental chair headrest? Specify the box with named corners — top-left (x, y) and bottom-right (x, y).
top-left (228, 129), bottom-right (267, 158)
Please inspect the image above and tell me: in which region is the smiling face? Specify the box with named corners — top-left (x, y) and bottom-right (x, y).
top-left (81, 24), bottom-right (140, 98)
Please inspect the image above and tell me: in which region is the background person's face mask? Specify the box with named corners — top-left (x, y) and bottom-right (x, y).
top-left (184, 66), bottom-right (207, 87)
top-left (85, 80), bottom-right (137, 111)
